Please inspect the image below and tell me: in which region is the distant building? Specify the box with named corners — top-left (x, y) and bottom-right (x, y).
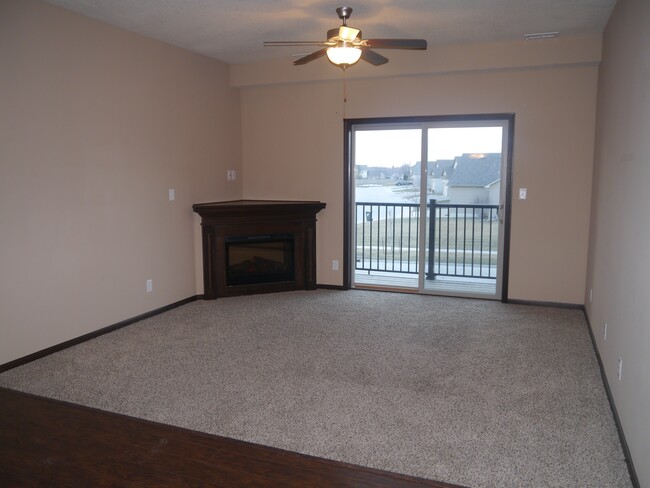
top-left (447, 153), bottom-right (501, 205)
top-left (404, 154), bottom-right (501, 206)
top-left (431, 159), bottom-right (454, 196)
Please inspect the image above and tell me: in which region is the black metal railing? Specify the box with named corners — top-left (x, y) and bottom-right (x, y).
top-left (355, 200), bottom-right (499, 279)
top-left (356, 202), bottom-right (420, 274)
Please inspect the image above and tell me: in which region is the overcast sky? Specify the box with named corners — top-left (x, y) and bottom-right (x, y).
top-left (354, 127), bottom-right (503, 167)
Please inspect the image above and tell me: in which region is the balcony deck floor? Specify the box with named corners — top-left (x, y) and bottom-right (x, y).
top-left (354, 270), bottom-right (497, 298)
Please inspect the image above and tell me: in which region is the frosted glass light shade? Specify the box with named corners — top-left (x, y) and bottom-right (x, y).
top-left (326, 46), bottom-right (362, 66)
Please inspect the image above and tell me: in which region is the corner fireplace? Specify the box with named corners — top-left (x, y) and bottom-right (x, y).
top-left (192, 200), bottom-right (326, 299)
top-left (225, 234), bottom-right (295, 286)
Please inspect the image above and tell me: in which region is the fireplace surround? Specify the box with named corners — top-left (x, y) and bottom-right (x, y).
top-left (192, 200), bottom-right (326, 299)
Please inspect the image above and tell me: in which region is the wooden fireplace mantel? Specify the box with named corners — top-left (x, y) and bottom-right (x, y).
top-left (192, 200), bottom-right (326, 299)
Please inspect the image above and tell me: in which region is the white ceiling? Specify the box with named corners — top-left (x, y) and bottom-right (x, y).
top-left (44, 0), bottom-right (617, 65)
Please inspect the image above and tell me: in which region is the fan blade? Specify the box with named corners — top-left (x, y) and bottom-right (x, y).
top-left (364, 39), bottom-right (427, 50)
top-left (264, 41), bottom-right (331, 47)
top-left (293, 48), bottom-right (328, 65)
top-left (339, 26), bottom-right (360, 42)
top-left (360, 49), bottom-right (389, 66)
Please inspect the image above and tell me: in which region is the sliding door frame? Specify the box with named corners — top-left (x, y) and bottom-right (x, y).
top-left (343, 114), bottom-right (515, 302)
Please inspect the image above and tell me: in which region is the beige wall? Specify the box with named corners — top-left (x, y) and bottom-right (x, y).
top-left (586, 0), bottom-right (650, 484)
top-left (240, 50), bottom-right (599, 304)
top-left (0, 0), bottom-right (242, 364)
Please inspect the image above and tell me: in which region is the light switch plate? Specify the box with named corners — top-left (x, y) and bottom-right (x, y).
top-left (519, 188), bottom-right (527, 200)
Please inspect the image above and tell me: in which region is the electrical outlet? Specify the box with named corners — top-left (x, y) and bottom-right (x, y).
top-left (603, 322), bottom-right (607, 341)
top-left (332, 260), bottom-right (339, 271)
top-left (227, 169), bottom-right (237, 181)
top-left (146, 279), bottom-right (153, 293)
top-left (617, 357), bottom-right (623, 381)
top-left (168, 188), bottom-right (175, 201)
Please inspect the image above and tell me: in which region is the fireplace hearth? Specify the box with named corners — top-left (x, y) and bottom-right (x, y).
top-left (192, 200), bottom-right (326, 299)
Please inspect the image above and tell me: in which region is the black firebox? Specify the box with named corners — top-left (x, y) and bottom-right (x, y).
top-left (225, 234), bottom-right (295, 287)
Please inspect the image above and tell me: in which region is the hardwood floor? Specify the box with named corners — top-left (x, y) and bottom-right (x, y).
top-left (0, 387), bottom-right (464, 488)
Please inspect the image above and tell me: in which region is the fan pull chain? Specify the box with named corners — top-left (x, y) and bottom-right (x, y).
top-left (342, 67), bottom-right (348, 118)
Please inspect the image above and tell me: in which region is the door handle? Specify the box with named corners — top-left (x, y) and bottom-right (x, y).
top-left (498, 203), bottom-right (504, 224)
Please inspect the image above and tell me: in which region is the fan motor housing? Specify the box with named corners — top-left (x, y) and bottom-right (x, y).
top-left (327, 27), bottom-right (361, 41)
top-left (336, 6), bottom-right (353, 21)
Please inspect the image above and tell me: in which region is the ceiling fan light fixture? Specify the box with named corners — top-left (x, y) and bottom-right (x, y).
top-left (326, 45), bottom-right (362, 66)
top-left (266, 6), bottom-right (427, 68)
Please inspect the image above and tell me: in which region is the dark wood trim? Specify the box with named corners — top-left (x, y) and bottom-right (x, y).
top-left (500, 114), bottom-right (515, 302)
top-left (0, 387), bottom-right (465, 488)
top-left (317, 284), bottom-right (347, 290)
top-left (504, 298), bottom-right (584, 310)
top-left (0, 296), bottom-right (198, 373)
top-left (342, 120), bottom-right (353, 290)
top-left (582, 312), bottom-right (640, 488)
top-left (344, 113), bottom-right (514, 126)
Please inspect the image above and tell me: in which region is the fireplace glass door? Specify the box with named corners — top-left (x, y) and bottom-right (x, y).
top-left (225, 234), bottom-right (295, 286)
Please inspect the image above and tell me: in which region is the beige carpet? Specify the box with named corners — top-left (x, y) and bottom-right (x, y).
top-left (0, 290), bottom-right (631, 487)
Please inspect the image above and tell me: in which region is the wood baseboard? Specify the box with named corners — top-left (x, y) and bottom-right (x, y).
top-left (582, 312), bottom-right (640, 488)
top-left (0, 296), bottom-right (199, 373)
top-left (316, 284), bottom-right (347, 290)
top-left (504, 298), bottom-right (584, 310)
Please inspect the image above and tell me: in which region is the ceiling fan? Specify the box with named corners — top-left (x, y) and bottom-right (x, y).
top-left (264, 6), bottom-right (427, 68)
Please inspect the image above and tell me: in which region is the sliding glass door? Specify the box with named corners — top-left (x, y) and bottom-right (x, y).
top-left (349, 115), bottom-right (512, 300)
top-left (352, 125), bottom-right (422, 289)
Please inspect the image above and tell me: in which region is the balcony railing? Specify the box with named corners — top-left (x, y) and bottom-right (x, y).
top-left (356, 200), bottom-right (499, 280)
